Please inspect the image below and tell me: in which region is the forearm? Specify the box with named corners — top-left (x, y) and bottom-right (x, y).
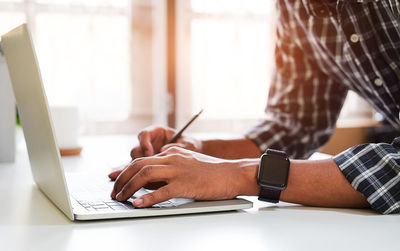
top-left (240, 158), bottom-right (369, 208)
top-left (280, 158), bottom-right (369, 208)
top-left (201, 137), bottom-right (262, 159)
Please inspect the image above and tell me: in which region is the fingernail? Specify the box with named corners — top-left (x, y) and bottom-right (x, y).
top-left (116, 192), bottom-right (123, 201)
top-left (110, 190), bottom-right (116, 199)
top-left (133, 198), bottom-right (144, 207)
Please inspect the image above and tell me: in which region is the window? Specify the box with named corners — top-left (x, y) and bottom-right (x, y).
top-left (1, 0), bottom-right (375, 136)
top-left (176, 0), bottom-right (277, 134)
top-left (0, 0), bottom-right (134, 134)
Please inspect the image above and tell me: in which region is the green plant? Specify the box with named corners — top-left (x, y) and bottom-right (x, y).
top-left (16, 107), bottom-right (21, 126)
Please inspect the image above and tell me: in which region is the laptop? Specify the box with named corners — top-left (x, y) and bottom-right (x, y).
top-left (0, 24), bottom-right (253, 221)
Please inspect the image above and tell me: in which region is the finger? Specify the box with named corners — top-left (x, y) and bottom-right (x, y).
top-left (133, 185), bottom-right (177, 208)
top-left (112, 158), bottom-right (149, 198)
top-left (144, 181), bottom-right (167, 190)
top-left (160, 143), bottom-right (186, 152)
top-left (111, 157), bottom-right (167, 198)
top-left (175, 136), bottom-right (188, 144)
top-left (158, 146), bottom-right (191, 158)
top-left (108, 169), bottom-right (123, 180)
top-left (138, 131), bottom-right (154, 156)
top-left (115, 165), bottom-right (174, 201)
top-left (130, 146), bottom-right (143, 159)
top-left (108, 161), bottom-right (132, 181)
top-left (165, 128), bottom-right (176, 141)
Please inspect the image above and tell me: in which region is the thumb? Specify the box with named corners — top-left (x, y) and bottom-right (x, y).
top-left (133, 186), bottom-right (175, 208)
top-left (139, 132), bottom-right (155, 156)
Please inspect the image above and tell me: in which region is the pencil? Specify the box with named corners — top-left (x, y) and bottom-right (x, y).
top-left (166, 109), bottom-right (203, 144)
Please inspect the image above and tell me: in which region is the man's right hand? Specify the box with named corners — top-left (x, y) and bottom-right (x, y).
top-left (129, 125), bottom-right (203, 159)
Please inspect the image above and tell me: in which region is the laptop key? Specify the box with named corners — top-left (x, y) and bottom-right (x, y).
top-left (122, 203), bottom-right (135, 209)
top-left (158, 201), bottom-right (174, 208)
top-left (111, 206), bottom-right (128, 211)
top-left (95, 207), bottom-right (112, 211)
top-left (105, 202), bottom-right (121, 206)
top-left (93, 205), bottom-right (109, 209)
top-left (89, 202), bottom-right (106, 206)
top-left (152, 204), bottom-right (161, 208)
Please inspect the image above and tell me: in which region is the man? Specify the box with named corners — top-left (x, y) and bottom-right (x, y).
top-left (109, 0), bottom-right (400, 214)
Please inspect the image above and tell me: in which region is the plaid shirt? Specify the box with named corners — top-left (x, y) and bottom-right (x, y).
top-left (246, 0), bottom-right (400, 214)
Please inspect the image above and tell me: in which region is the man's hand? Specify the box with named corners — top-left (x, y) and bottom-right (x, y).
top-left (129, 126), bottom-right (203, 159)
top-left (109, 147), bottom-right (260, 208)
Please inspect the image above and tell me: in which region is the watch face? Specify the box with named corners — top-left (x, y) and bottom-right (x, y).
top-left (258, 154), bottom-right (290, 189)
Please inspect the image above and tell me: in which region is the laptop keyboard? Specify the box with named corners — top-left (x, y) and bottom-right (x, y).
top-left (76, 199), bottom-right (135, 211)
top-left (75, 198), bottom-right (177, 211)
top-left (67, 174), bottom-right (192, 212)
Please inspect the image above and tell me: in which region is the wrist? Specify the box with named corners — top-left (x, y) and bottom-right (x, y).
top-left (235, 159), bottom-right (260, 196)
top-left (200, 138), bottom-right (262, 159)
top-left (200, 139), bottom-right (212, 155)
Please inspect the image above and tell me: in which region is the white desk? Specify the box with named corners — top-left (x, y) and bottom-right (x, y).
top-left (0, 133), bottom-right (399, 251)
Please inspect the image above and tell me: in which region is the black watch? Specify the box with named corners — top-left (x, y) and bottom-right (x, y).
top-left (257, 149), bottom-right (290, 203)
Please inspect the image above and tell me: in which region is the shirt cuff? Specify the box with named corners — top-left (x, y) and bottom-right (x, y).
top-left (333, 143), bottom-right (400, 214)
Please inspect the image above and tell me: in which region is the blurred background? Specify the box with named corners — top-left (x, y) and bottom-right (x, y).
top-left (0, 0), bottom-right (375, 143)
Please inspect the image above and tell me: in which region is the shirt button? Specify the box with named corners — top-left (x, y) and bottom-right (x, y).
top-left (350, 34), bottom-right (360, 43)
top-left (374, 78), bottom-right (383, 87)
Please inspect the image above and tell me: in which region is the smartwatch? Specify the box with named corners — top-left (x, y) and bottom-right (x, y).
top-left (257, 149), bottom-right (290, 203)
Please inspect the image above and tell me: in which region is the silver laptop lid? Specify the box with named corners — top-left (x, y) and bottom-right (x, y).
top-left (1, 24), bottom-right (74, 220)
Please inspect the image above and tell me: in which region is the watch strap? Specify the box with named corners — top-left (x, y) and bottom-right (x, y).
top-left (258, 187), bottom-right (281, 203)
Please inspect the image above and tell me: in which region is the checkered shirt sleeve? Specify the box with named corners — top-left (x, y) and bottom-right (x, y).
top-left (246, 0), bottom-right (400, 214)
top-left (246, 0), bottom-right (349, 159)
top-left (334, 140), bottom-right (400, 214)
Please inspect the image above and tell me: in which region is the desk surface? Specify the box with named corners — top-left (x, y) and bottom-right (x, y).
top-left (0, 133), bottom-right (398, 251)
